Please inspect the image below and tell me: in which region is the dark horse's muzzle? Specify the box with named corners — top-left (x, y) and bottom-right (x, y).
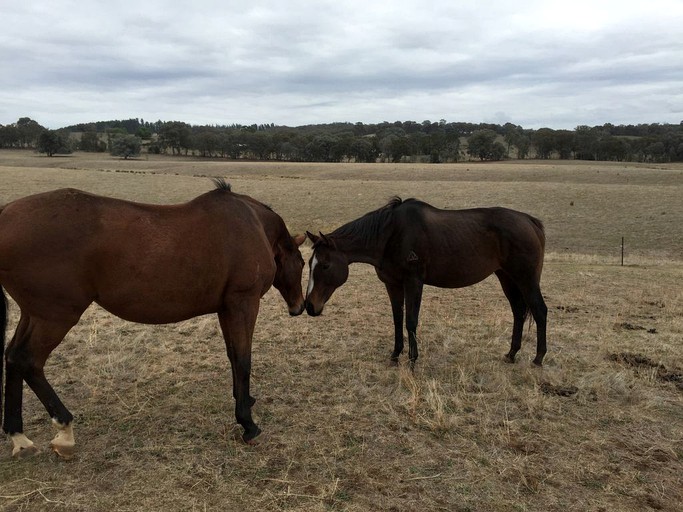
top-left (304, 300), bottom-right (322, 317)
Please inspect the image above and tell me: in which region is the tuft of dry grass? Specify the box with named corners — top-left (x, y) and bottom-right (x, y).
top-left (0, 151), bottom-right (681, 511)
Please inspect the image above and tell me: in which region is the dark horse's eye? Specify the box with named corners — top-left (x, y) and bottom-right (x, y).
top-left (321, 263), bottom-right (331, 270)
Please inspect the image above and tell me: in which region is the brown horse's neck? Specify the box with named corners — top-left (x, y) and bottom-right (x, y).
top-left (257, 208), bottom-right (290, 255)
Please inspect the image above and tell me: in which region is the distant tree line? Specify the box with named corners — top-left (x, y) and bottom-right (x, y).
top-left (2, 116), bottom-right (682, 163)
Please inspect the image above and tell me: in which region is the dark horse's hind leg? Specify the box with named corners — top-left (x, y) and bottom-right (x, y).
top-left (496, 271), bottom-right (527, 364)
top-left (496, 271), bottom-right (547, 366)
top-left (383, 282), bottom-right (405, 365)
top-left (404, 278), bottom-right (424, 371)
top-left (218, 296), bottom-right (261, 444)
top-left (525, 286), bottom-right (548, 366)
top-left (4, 313), bottom-right (78, 458)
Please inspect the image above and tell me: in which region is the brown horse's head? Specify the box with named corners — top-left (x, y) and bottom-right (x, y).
top-left (303, 232), bottom-right (349, 316)
top-left (273, 233), bottom-right (306, 316)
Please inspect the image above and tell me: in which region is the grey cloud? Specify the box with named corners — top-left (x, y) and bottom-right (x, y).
top-left (1, 0), bottom-right (681, 129)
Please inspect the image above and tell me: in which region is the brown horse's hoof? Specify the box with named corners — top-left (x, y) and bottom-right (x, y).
top-left (12, 445), bottom-right (40, 459)
top-left (50, 441), bottom-right (76, 460)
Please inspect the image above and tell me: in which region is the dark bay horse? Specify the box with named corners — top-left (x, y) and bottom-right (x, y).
top-left (0, 179), bottom-right (305, 458)
top-left (305, 197), bottom-right (547, 369)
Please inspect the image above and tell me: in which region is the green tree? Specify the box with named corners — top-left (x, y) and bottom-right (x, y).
top-left (194, 130), bottom-right (219, 157)
top-left (110, 134), bottom-right (142, 159)
top-left (532, 128), bottom-right (556, 159)
top-left (0, 124), bottom-right (20, 148)
top-left (388, 136), bottom-right (414, 162)
top-left (158, 121), bottom-right (192, 155)
top-left (136, 126), bottom-right (153, 139)
top-left (16, 117), bottom-right (45, 147)
top-left (349, 137), bottom-right (377, 163)
top-left (489, 141), bottom-right (506, 161)
top-left (515, 134), bottom-right (531, 159)
top-left (37, 130), bottom-right (72, 156)
top-left (467, 129), bottom-right (499, 160)
top-left (80, 131), bottom-right (106, 152)
top-left (304, 134), bottom-right (339, 161)
top-left (573, 126), bottom-right (600, 160)
top-left (554, 130), bottom-right (574, 159)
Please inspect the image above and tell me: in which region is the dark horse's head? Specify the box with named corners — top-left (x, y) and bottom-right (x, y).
top-left (303, 232), bottom-right (349, 316)
top-left (274, 233), bottom-right (307, 316)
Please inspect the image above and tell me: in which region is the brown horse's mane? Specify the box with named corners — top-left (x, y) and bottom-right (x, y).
top-left (211, 177), bottom-right (232, 192)
top-left (210, 178), bottom-right (275, 212)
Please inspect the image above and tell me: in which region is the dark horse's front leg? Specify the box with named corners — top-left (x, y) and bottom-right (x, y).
top-left (404, 278), bottom-right (424, 371)
top-left (383, 282), bottom-right (405, 365)
top-left (218, 297), bottom-right (261, 444)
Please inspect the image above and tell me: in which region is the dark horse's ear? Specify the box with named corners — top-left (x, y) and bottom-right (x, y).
top-left (305, 231), bottom-right (319, 244)
top-left (319, 232), bottom-right (336, 249)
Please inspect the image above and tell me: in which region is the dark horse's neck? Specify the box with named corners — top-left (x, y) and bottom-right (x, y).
top-left (328, 198), bottom-right (401, 266)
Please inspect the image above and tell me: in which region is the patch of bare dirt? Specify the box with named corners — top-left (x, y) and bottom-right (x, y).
top-left (608, 352), bottom-right (683, 390)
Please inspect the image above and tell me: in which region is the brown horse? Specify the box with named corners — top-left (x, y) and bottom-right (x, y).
top-left (0, 179), bottom-right (305, 458)
top-left (305, 197), bottom-right (547, 368)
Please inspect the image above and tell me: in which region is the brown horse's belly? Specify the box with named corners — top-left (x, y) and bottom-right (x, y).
top-left (95, 296), bottom-right (218, 324)
top-left (92, 259), bottom-right (274, 325)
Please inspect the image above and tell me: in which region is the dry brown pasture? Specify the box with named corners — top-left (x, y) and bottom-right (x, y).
top-left (0, 150), bottom-right (681, 511)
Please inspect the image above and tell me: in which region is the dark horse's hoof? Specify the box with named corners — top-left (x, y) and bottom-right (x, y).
top-left (532, 359), bottom-right (544, 367)
top-left (504, 354), bottom-right (516, 364)
top-left (242, 427), bottom-right (263, 445)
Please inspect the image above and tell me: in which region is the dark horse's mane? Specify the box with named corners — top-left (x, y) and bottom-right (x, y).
top-left (330, 196), bottom-right (410, 245)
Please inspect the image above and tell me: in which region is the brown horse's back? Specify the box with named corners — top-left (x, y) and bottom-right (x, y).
top-left (0, 188), bottom-right (276, 324)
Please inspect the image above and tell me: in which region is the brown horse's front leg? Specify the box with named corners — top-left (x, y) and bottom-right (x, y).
top-left (218, 298), bottom-right (261, 444)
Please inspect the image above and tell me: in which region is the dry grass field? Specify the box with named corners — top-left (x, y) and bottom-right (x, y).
top-left (0, 150), bottom-right (681, 511)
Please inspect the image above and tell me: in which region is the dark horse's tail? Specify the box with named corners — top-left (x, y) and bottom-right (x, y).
top-left (0, 287), bottom-right (6, 426)
top-left (524, 214), bottom-right (546, 325)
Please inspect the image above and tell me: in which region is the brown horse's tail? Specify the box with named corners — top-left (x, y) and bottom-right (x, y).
top-left (529, 215), bottom-right (546, 249)
top-left (0, 287), bottom-right (6, 427)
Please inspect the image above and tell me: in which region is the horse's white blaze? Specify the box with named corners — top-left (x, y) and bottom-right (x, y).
top-left (307, 253), bottom-right (318, 296)
top-left (10, 433), bottom-right (35, 455)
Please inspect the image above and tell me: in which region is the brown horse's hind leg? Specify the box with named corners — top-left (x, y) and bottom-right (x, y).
top-left (3, 314), bottom-right (39, 457)
top-left (218, 296), bottom-right (261, 444)
top-left (496, 271), bottom-right (527, 364)
top-left (5, 314), bottom-right (79, 459)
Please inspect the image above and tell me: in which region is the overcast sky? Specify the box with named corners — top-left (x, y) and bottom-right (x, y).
top-left (1, 0), bottom-right (682, 130)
